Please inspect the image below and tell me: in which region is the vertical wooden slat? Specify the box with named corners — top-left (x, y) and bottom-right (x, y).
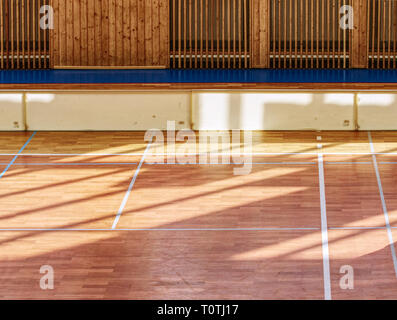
top-left (342, 0), bottom-right (344, 68)
top-left (65, 0), bottom-right (73, 66)
top-left (10, 0), bottom-right (13, 68)
top-left (55, 0), bottom-right (61, 67)
top-left (294, 0), bottom-right (297, 68)
top-left (189, 0), bottom-right (193, 67)
top-left (183, 0), bottom-right (186, 67)
top-left (136, 0), bottom-right (144, 65)
top-left (206, 0), bottom-right (209, 67)
top-left (285, 0), bottom-right (288, 67)
top-left (332, 0), bottom-right (335, 68)
top-left (300, 0), bottom-right (304, 68)
top-left (51, 0), bottom-right (58, 68)
top-left (305, 0), bottom-right (308, 68)
top-left (171, 0), bottom-right (175, 67)
top-left (108, 0), bottom-right (115, 66)
top-left (289, 0), bottom-right (292, 67)
top-left (377, 0), bottom-right (381, 67)
top-left (200, 0), bottom-right (203, 68)
top-left (321, 0), bottom-right (324, 68)
top-left (222, 0), bottom-right (225, 67)
top-left (210, 0), bottom-right (213, 68)
top-left (382, 0), bottom-right (386, 68)
top-left (80, 0), bottom-right (88, 66)
top-left (273, 0), bottom-right (283, 68)
top-left (39, 0), bottom-right (42, 68)
top-left (372, 0), bottom-right (375, 67)
top-left (387, 1), bottom-right (392, 68)
top-left (0, 0), bottom-right (3, 69)
top-left (72, 0), bottom-right (80, 66)
top-left (231, 0), bottom-right (234, 68)
top-left (200, 0), bottom-right (204, 68)
top-left (160, 0), bottom-right (169, 67)
top-left (38, 0), bottom-right (42, 68)
top-left (217, 0), bottom-right (220, 68)
top-left (5, 0), bottom-right (9, 68)
top-left (310, 0), bottom-right (313, 68)
top-left (315, 0), bottom-right (319, 68)
top-left (87, 0), bottom-right (95, 66)
top-left (393, 0), bottom-right (397, 68)
top-left (178, 0), bottom-right (181, 67)
top-left (121, 0), bottom-right (130, 66)
top-left (227, 0), bottom-right (230, 68)
top-left (195, 0), bottom-right (198, 67)
top-left (16, 0), bottom-right (20, 69)
top-left (44, 0), bottom-right (48, 68)
top-left (94, 0), bottom-right (101, 66)
top-left (325, 0), bottom-right (327, 68)
top-left (102, 0), bottom-right (109, 65)
top-left (130, 0), bottom-right (137, 66)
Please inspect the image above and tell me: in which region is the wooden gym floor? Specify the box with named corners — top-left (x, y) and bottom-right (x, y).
top-left (1, 130), bottom-right (397, 299)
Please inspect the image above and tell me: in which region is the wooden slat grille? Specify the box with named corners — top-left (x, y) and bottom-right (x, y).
top-left (0, 0), bottom-right (49, 69)
top-left (368, 0), bottom-right (397, 69)
top-left (270, 0), bottom-right (352, 69)
top-left (170, 0), bottom-right (250, 69)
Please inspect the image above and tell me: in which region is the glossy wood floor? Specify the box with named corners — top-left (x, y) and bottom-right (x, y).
top-left (1, 131), bottom-right (397, 299)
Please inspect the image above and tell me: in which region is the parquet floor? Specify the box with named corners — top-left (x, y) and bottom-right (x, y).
top-left (0, 131), bottom-right (397, 299)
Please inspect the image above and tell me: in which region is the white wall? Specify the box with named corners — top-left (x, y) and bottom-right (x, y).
top-left (26, 92), bottom-right (191, 131)
top-left (192, 92), bottom-right (355, 130)
top-left (0, 94), bottom-right (24, 131)
top-left (357, 94), bottom-right (397, 130)
top-left (0, 91), bottom-right (394, 131)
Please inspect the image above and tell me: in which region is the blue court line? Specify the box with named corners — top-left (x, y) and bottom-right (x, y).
top-left (2, 226), bottom-right (397, 231)
top-left (0, 227), bottom-right (321, 231)
top-left (0, 132), bottom-right (37, 180)
top-left (0, 162), bottom-right (138, 166)
top-left (2, 161), bottom-right (397, 167)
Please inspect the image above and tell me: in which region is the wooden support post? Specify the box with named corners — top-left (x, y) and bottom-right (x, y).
top-left (351, 0), bottom-right (368, 68)
top-left (251, 0), bottom-right (270, 68)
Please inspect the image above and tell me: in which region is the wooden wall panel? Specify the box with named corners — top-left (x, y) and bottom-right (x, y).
top-left (251, 0), bottom-right (269, 68)
top-left (51, 0), bottom-right (169, 68)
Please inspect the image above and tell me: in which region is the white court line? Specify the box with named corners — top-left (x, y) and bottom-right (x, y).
top-left (330, 226), bottom-right (388, 230)
top-left (0, 227), bottom-right (321, 232)
top-left (111, 141), bottom-right (153, 229)
top-left (318, 154), bottom-right (332, 300)
top-left (368, 131), bottom-right (397, 278)
top-left (325, 162), bottom-right (372, 165)
top-left (145, 162), bottom-right (317, 165)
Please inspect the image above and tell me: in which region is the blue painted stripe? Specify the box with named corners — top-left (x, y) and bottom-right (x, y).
top-left (2, 69), bottom-right (397, 84)
top-left (0, 132), bottom-right (37, 180)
